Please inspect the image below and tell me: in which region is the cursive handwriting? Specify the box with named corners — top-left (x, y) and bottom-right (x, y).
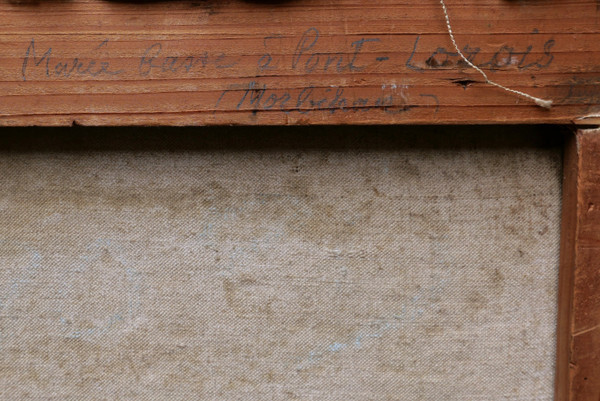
top-left (407, 35), bottom-right (554, 72)
top-left (21, 39), bottom-right (123, 81)
top-left (214, 81), bottom-right (433, 115)
top-left (19, 29), bottom-right (559, 115)
top-left (289, 28), bottom-right (380, 73)
top-left (138, 43), bottom-right (239, 77)
top-left (21, 33), bottom-right (555, 81)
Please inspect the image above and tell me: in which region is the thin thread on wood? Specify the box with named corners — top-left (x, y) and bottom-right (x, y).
top-left (439, 0), bottom-right (553, 109)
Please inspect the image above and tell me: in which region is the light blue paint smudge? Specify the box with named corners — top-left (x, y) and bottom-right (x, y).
top-left (58, 239), bottom-right (144, 340)
top-left (295, 270), bottom-right (451, 372)
top-left (126, 267), bottom-right (143, 323)
top-left (65, 314), bottom-right (123, 339)
top-left (328, 342), bottom-right (347, 352)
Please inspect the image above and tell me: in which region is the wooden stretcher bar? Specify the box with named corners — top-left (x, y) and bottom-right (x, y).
top-left (0, 0), bottom-right (598, 125)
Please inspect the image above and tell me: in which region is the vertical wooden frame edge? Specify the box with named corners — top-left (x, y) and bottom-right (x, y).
top-left (556, 127), bottom-right (600, 401)
top-left (556, 129), bottom-right (579, 401)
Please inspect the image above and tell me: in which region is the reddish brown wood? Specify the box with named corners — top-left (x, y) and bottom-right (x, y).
top-left (556, 128), bottom-right (600, 401)
top-left (0, 0), bottom-right (598, 125)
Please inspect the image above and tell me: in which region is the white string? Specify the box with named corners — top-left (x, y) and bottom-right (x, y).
top-left (438, 0), bottom-right (553, 109)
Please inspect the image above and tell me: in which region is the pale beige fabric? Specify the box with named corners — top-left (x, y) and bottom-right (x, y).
top-left (0, 132), bottom-right (561, 400)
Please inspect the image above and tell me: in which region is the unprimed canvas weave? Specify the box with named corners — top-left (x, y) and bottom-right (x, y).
top-left (0, 142), bottom-right (561, 400)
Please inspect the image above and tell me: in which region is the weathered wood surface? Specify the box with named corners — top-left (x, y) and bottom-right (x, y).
top-left (0, 0), bottom-right (599, 125)
top-left (556, 128), bottom-right (600, 401)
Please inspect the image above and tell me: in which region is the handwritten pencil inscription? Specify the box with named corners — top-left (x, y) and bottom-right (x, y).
top-left (18, 27), bottom-right (561, 115)
top-left (21, 39), bottom-right (124, 81)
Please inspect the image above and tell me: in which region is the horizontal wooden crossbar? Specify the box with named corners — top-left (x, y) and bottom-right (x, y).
top-left (0, 0), bottom-right (599, 125)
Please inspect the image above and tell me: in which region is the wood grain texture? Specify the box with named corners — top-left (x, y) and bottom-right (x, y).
top-left (0, 0), bottom-right (598, 125)
top-left (556, 128), bottom-right (600, 401)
